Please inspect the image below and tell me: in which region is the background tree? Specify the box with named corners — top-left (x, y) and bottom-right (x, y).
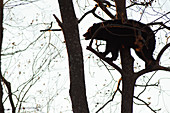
top-left (56, 0), bottom-right (89, 113)
top-left (1, 0), bottom-right (69, 112)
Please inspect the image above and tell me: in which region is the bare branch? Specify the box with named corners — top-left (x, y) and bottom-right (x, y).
top-left (78, 6), bottom-right (97, 23)
top-left (96, 78), bottom-right (122, 113)
top-left (147, 21), bottom-right (170, 31)
top-left (134, 96), bottom-right (160, 113)
top-left (40, 29), bottom-right (61, 32)
top-left (156, 43), bottom-right (170, 62)
top-left (93, 0), bottom-right (115, 19)
top-left (136, 71), bottom-right (157, 97)
top-left (2, 76), bottom-right (15, 113)
top-left (127, 0), bottom-right (154, 8)
top-left (78, 5), bottom-right (105, 23)
top-left (92, 10), bottom-right (106, 22)
top-left (53, 14), bottom-right (62, 28)
top-left (149, 12), bottom-right (170, 23)
top-left (136, 64), bottom-right (170, 77)
top-left (87, 46), bottom-right (123, 75)
top-left (135, 83), bottom-right (158, 87)
top-left (1, 33), bottom-right (44, 56)
top-left (40, 22), bottom-right (62, 32)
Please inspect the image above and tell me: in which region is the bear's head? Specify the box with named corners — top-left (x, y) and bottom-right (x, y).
top-left (83, 23), bottom-right (101, 40)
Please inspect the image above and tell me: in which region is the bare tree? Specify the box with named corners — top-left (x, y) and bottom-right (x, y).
top-left (1, 0), bottom-right (66, 113)
top-left (55, 0), bottom-right (90, 112)
top-left (0, 0), bottom-right (169, 113)
top-left (84, 0), bottom-right (170, 113)
top-left (53, 0), bottom-right (170, 113)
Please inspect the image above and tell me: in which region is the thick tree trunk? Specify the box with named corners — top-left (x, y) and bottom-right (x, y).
top-left (121, 75), bottom-right (136, 113)
top-left (114, 0), bottom-right (127, 19)
top-left (114, 0), bottom-right (135, 113)
top-left (58, 0), bottom-right (89, 113)
top-left (120, 46), bottom-right (136, 113)
top-left (0, 0), bottom-right (4, 113)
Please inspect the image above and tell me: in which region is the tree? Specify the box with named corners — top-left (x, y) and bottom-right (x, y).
top-left (56, 0), bottom-right (89, 113)
top-left (54, 0), bottom-right (170, 113)
top-left (1, 0), bottom-right (67, 113)
top-left (0, 0), bottom-right (170, 113)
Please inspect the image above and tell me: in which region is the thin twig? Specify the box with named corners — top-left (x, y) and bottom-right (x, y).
top-left (96, 78), bottom-right (122, 113)
top-left (136, 71), bottom-right (157, 97)
top-left (78, 5), bottom-right (105, 23)
top-left (128, 0), bottom-right (154, 8)
top-left (93, 0), bottom-right (115, 19)
top-left (134, 96), bottom-right (160, 113)
top-left (149, 12), bottom-right (170, 23)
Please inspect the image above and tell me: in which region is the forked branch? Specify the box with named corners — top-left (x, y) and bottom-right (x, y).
top-left (93, 0), bottom-right (115, 19)
top-left (134, 96), bottom-right (159, 113)
top-left (87, 46), bottom-right (123, 75)
top-left (78, 5), bottom-right (105, 23)
top-left (40, 15), bottom-right (62, 32)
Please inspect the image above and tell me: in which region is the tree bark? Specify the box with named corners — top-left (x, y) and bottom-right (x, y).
top-left (121, 75), bottom-right (136, 113)
top-left (0, 0), bottom-right (4, 113)
top-left (120, 47), bottom-right (136, 113)
top-left (114, 0), bottom-right (127, 19)
top-left (58, 0), bottom-right (89, 113)
top-left (114, 0), bottom-right (136, 113)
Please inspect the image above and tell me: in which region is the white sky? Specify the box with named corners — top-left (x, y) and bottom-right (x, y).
top-left (2, 0), bottom-right (170, 113)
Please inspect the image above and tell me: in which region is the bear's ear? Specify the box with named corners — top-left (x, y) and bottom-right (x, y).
top-left (93, 23), bottom-right (97, 26)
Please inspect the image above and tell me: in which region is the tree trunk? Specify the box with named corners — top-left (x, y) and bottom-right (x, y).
top-left (0, 0), bottom-right (4, 113)
top-left (58, 0), bottom-right (89, 113)
top-left (114, 0), bottom-right (136, 113)
top-left (114, 0), bottom-right (127, 19)
top-left (120, 46), bottom-right (136, 113)
top-left (121, 75), bottom-right (136, 113)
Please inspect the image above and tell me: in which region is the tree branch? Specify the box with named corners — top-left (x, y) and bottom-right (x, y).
top-left (156, 43), bottom-right (170, 62)
top-left (40, 15), bottom-right (63, 32)
top-left (96, 78), bottom-right (122, 113)
top-left (93, 0), bottom-right (115, 19)
top-left (87, 46), bottom-right (123, 75)
top-left (149, 11), bottom-right (170, 23)
top-left (2, 76), bottom-right (15, 113)
top-left (53, 14), bottom-right (62, 27)
top-left (136, 71), bottom-right (157, 97)
top-left (128, 0), bottom-right (154, 8)
top-left (134, 96), bottom-right (160, 113)
top-left (78, 5), bottom-right (105, 23)
top-left (136, 64), bottom-right (170, 77)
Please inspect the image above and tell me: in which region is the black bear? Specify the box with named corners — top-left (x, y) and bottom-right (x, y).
top-left (83, 19), bottom-right (156, 67)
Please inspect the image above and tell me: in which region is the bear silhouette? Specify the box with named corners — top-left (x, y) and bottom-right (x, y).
top-left (83, 19), bottom-right (156, 67)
